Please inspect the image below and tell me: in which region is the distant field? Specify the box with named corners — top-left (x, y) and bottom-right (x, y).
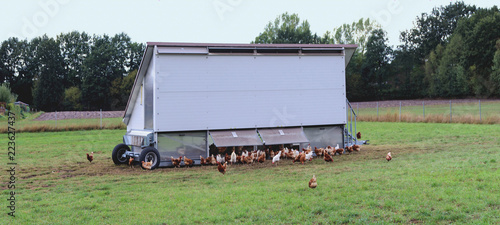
top-left (1, 122), bottom-right (498, 224)
top-left (0, 111), bottom-right (125, 133)
top-left (350, 99), bottom-right (500, 124)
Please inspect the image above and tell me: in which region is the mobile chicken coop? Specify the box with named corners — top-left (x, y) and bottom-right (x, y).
top-left (112, 42), bottom-right (363, 169)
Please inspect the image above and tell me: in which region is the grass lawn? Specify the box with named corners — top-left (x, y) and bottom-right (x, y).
top-left (1, 122), bottom-right (499, 224)
top-left (0, 112), bottom-right (125, 133)
top-left (355, 101), bottom-right (500, 124)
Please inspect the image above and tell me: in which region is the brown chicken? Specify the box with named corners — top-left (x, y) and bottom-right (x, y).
top-left (346, 146), bottom-right (353, 153)
top-left (353, 144), bottom-right (361, 152)
top-left (205, 156), bottom-right (212, 165)
top-left (335, 148), bottom-right (344, 156)
top-left (324, 151), bottom-right (333, 162)
top-left (225, 153), bottom-right (230, 162)
top-left (129, 157), bottom-right (134, 168)
top-left (200, 155), bottom-right (206, 165)
top-left (293, 152), bottom-right (306, 164)
top-left (244, 154), bottom-right (254, 164)
top-left (356, 132), bottom-right (361, 139)
top-left (184, 156), bottom-right (194, 167)
top-left (386, 152), bottom-right (392, 161)
top-left (86, 152), bottom-right (94, 163)
top-left (309, 175), bottom-right (317, 188)
top-left (258, 152), bottom-right (266, 163)
top-left (171, 156), bottom-right (182, 168)
top-left (314, 147), bottom-right (324, 157)
top-left (141, 160), bottom-right (152, 170)
top-left (217, 161), bottom-right (227, 175)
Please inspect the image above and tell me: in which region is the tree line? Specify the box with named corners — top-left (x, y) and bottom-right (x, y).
top-left (253, 2), bottom-right (500, 101)
top-left (0, 31), bottom-right (144, 111)
top-left (1, 2), bottom-right (498, 113)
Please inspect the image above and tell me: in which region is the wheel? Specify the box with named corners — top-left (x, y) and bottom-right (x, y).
top-left (112, 144), bottom-right (131, 165)
top-left (139, 147), bottom-right (160, 170)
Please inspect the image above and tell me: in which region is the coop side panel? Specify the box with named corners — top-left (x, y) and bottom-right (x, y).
top-left (154, 54), bottom-right (346, 132)
top-left (127, 78), bottom-right (145, 132)
top-left (127, 58), bottom-right (156, 131)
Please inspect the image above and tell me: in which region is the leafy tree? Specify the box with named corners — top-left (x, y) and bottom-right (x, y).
top-left (110, 69), bottom-right (137, 110)
top-left (57, 31), bottom-right (91, 88)
top-left (0, 83), bottom-right (17, 103)
top-left (81, 33), bottom-right (136, 110)
top-left (326, 18), bottom-right (380, 54)
top-left (453, 6), bottom-right (500, 96)
top-left (33, 35), bottom-right (65, 111)
top-left (435, 35), bottom-right (468, 97)
top-left (491, 39), bottom-right (500, 96)
top-left (360, 29), bottom-right (393, 100)
top-left (253, 12), bottom-right (318, 44)
top-left (0, 38), bottom-right (36, 104)
top-left (400, 1), bottom-right (476, 61)
top-left (62, 86), bottom-right (82, 110)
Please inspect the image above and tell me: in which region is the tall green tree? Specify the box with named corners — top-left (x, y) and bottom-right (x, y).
top-left (400, 1), bottom-right (476, 61)
top-left (33, 35), bottom-right (65, 111)
top-left (360, 29), bottom-right (393, 100)
top-left (490, 39), bottom-right (500, 96)
top-left (253, 12), bottom-right (318, 44)
top-left (0, 38), bottom-right (37, 104)
top-left (326, 18), bottom-right (380, 54)
top-left (57, 31), bottom-right (91, 88)
top-left (453, 6), bottom-right (500, 96)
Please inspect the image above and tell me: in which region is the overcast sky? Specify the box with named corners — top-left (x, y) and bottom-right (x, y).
top-left (1, 0), bottom-right (498, 48)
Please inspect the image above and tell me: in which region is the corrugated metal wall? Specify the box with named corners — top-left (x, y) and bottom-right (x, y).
top-left (153, 54), bottom-right (346, 132)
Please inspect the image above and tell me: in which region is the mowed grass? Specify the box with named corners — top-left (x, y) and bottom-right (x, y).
top-left (0, 112), bottom-right (125, 133)
top-left (1, 123), bottom-right (499, 224)
top-left (354, 101), bottom-right (500, 124)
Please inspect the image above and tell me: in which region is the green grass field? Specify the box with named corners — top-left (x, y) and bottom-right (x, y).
top-left (353, 101), bottom-right (500, 124)
top-left (0, 112), bottom-right (125, 133)
top-left (1, 122), bottom-right (499, 224)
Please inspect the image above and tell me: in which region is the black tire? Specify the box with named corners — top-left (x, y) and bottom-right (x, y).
top-left (112, 144), bottom-right (131, 165)
top-left (139, 147), bottom-right (160, 170)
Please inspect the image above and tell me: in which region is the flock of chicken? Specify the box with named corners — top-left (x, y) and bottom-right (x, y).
top-left (84, 131), bottom-right (393, 188)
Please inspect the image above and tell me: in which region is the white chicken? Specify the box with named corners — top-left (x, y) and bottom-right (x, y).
top-left (272, 151), bottom-right (281, 165)
top-left (305, 151), bottom-right (313, 161)
top-left (216, 154), bottom-right (225, 164)
top-left (230, 150), bottom-right (237, 165)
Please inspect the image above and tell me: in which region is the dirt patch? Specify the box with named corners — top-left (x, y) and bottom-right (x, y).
top-left (34, 111), bottom-right (124, 121)
top-left (352, 99), bottom-right (500, 108)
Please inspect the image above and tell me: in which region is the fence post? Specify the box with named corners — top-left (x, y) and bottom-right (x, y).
top-left (357, 103), bottom-right (359, 115)
top-left (399, 101), bottom-right (402, 122)
top-left (423, 101), bottom-right (425, 120)
top-left (100, 109), bottom-right (103, 129)
top-left (55, 111), bottom-right (57, 128)
top-left (479, 100), bottom-right (481, 122)
top-left (377, 102), bottom-right (379, 121)
top-left (450, 100), bottom-right (452, 123)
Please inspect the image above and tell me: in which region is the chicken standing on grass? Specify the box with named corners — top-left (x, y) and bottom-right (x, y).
top-left (217, 161), bottom-right (227, 175)
top-left (230, 150), bottom-right (237, 165)
top-left (171, 156), bottom-right (182, 168)
top-left (129, 157), bottom-right (134, 168)
top-left (184, 156), bottom-right (194, 167)
top-left (86, 152), bottom-right (94, 163)
top-left (141, 161), bottom-right (152, 170)
top-left (272, 151), bottom-right (281, 165)
top-left (386, 152), bottom-right (392, 161)
top-left (309, 175), bottom-right (317, 188)
top-left (200, 155), bottom-right (206, 165)
top-left (356, 132), bottom-right (361, 139)
top-left (324, 151), bottom-right (333, 162)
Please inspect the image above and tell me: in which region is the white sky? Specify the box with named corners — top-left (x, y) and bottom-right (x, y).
top-left (1, 0), bottom-right (498, 48)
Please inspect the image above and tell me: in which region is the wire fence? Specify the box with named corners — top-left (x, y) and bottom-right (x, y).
top-left (348, 99), bottom-right (500, 124)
